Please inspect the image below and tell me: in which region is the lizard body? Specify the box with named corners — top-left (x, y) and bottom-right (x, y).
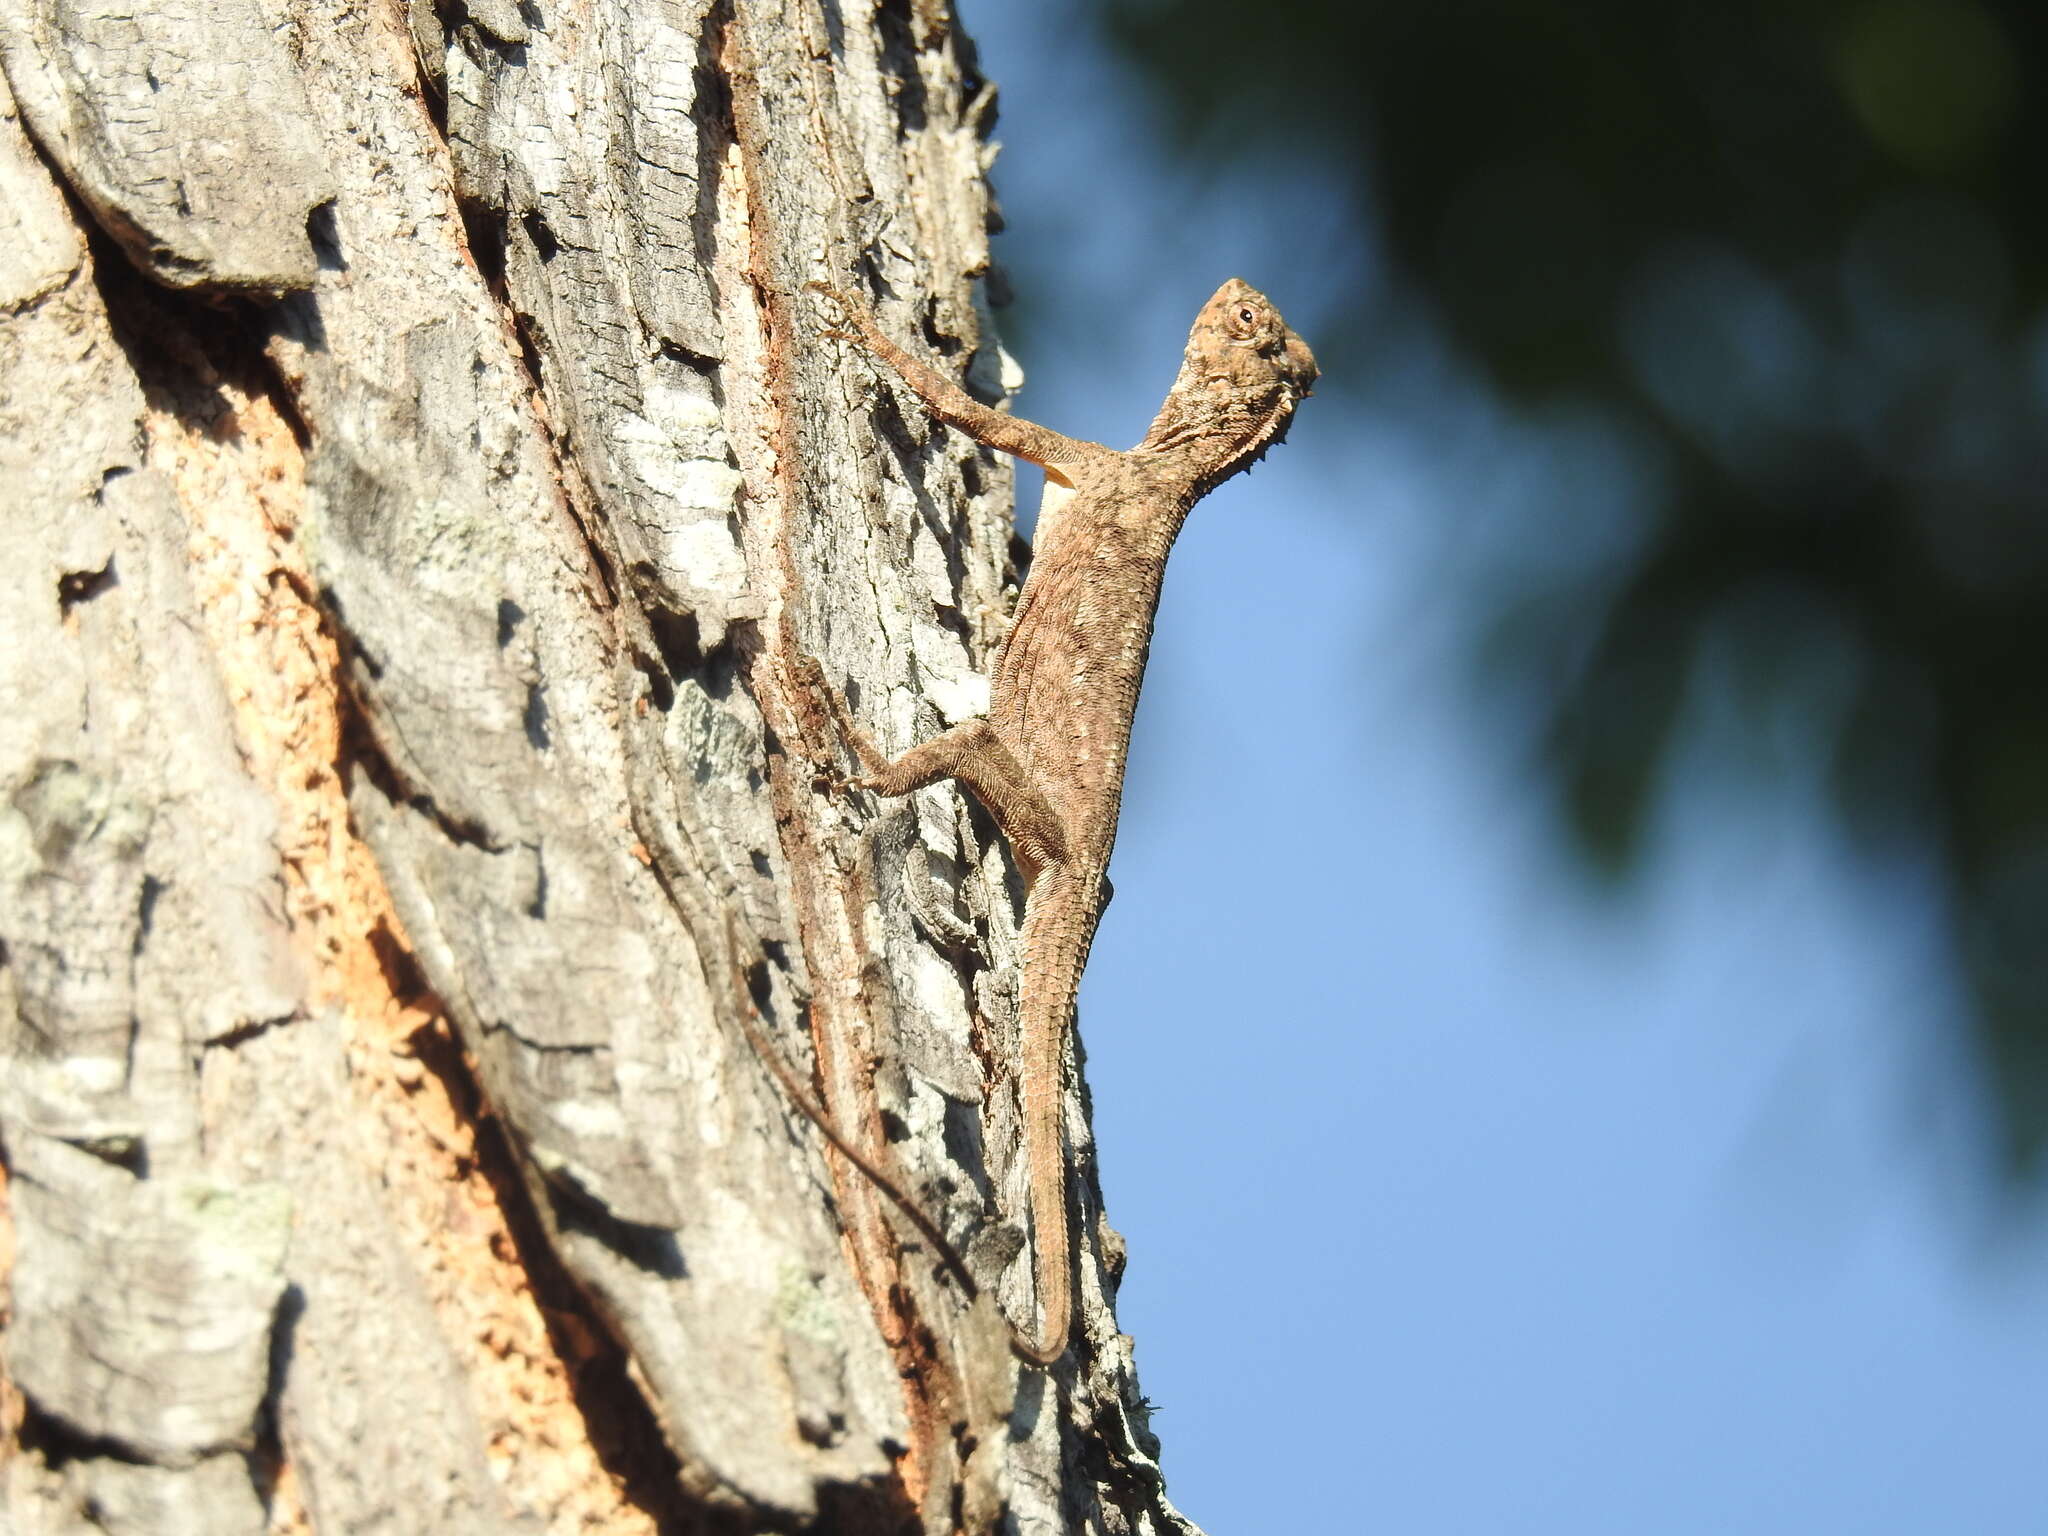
top-left (815, 278), bottom-right (1317, 1365)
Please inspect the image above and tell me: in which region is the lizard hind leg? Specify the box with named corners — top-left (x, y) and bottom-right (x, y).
top-left (848, 720), bottom-right (984, 797)
top-left (855, 719), bottom-right (1071, 881)
top-left (799, 653), bottom-right (1069, 875)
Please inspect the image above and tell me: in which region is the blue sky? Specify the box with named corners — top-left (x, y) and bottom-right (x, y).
top-left (962, 5), bottom-right (2048, 1532)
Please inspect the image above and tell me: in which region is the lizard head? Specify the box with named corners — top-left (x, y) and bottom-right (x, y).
top-left (1139, 278), bottom-right (1319, 485)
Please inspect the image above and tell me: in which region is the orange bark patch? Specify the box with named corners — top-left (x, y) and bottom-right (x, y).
top-left (152, 363), bottom-right (657, 1535)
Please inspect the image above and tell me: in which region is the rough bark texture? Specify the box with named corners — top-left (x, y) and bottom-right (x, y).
top-left (0, 1), bottom-right (1193, 1532)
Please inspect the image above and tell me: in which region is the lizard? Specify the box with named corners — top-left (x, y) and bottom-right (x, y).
top-left (807, 275), bottom-right (1317, 1366)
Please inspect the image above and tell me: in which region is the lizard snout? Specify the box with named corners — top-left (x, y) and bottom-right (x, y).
top-left (1283, 332), bottom-right (1320, 398)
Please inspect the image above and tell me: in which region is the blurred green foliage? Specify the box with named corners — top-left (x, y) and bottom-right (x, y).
top-left (1103, 0), bottom-right (2048, 1166)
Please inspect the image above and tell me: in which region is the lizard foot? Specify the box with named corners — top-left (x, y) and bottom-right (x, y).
top-left (811, 766), bottom-right (876, 800)
top-left (805, 281), bottom-right (877, 351)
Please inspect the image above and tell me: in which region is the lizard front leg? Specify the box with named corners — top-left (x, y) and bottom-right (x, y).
top-left (811, 282), bottom-right (1110, 483)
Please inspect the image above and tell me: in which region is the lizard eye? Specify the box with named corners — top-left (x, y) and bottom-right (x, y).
top-left (1237, 306), bottom-right (1257, 325)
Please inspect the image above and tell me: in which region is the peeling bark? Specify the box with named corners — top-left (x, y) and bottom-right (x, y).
top-left (0, 3), bottom-right (1193, 1531)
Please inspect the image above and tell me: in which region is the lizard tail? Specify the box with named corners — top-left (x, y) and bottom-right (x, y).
top-left (1009, 869), bottom-right (1097, 1367)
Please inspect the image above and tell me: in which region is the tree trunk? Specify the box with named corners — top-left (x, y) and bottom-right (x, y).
top-left (0, 0), bottom-right (1194, 1530)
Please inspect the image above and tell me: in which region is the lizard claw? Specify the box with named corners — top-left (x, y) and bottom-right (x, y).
top-left (810, 762), bottom-right (871, 799)
top-left (805, 279), bottom-right (851, 318)
top-left (806, 281), bottom-right (876, 350)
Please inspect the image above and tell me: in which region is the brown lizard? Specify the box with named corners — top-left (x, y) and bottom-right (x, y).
top-left (810, 276), bottom-right (1317, 1365)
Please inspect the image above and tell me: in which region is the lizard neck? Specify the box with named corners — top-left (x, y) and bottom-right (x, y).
top-left (1135, 393), bottom-right (1298, 500)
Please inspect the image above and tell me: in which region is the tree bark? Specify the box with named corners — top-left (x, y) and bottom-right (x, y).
top-left (0, 0), bottom-right (1194, 1531)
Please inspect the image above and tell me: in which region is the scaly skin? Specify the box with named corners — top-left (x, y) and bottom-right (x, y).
top-left (817, 278), bottom-right (1317, 1365)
